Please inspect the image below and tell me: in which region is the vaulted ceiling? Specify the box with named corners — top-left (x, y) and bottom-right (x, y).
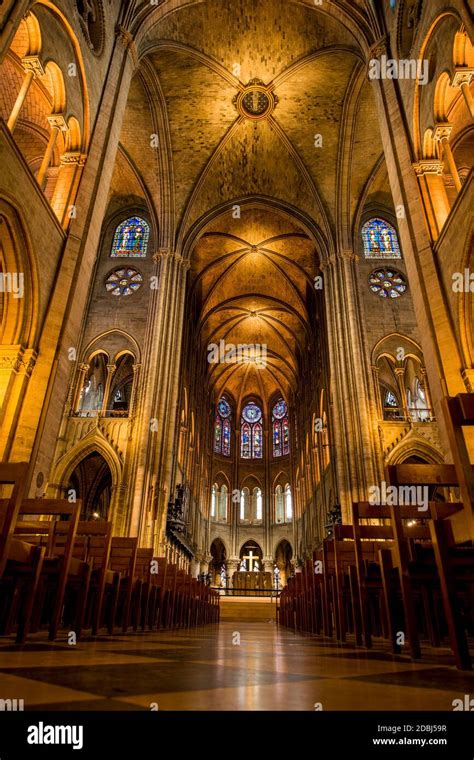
top-left (189, 207), bottom-right (318, 403)
top-left (110, 0), bottom-right (387, 406)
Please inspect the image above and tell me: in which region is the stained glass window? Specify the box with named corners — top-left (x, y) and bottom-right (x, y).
top-left (369, 268), bottom-right (407, 298)
top-left (362, 219), bottom-right (401, 259)
top-left (105, 267), bottom-right (143, 296)
top-left (214, 397), bottom-right (231, 456)
top-left (241, 402), bottom-right (263, 459)
top-left (241, 422), bottom-right (251, 459)
top-left (111, 216), bottom-right (149, 257)
top-left (272, 398), bottom-right (289, 457)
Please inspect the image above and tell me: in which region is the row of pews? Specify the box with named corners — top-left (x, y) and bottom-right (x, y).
top-left (0, 463), bottom-right (219, 643)
top-left (279, 461), bottom-right (474, 670)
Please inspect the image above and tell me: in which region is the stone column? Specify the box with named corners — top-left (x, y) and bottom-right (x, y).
top-left (71, 363), bottom-right (89, 413)
top-left (128, 250), bottom-right (189, 550)
top-left (37, 114), bottom-right (67, 189)
top-left (412, 160), bottom-right (450, 239)
top-left (433, 124), bottom-right (462, 194)
top-left (321, 251), bottom-right (381, 521)
top-left (226, 558), bottom-right (239, 588)
top-left (394, 367), bottom-right (409, 421)
top-left (51, 151), bottom-right (86, 228)
top-left (101, 363), bottom-right (116, 415)
top-left (7, 55), bottom-right (44, 131)
top-left (200, 554), bottom-right (212, 575)
top-left (451, 69), bottom-right (474, 120)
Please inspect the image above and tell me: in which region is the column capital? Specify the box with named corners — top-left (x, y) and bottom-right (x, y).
top-left (60, 151), bottom-right (86, 166)
top-left (115, 24), bottom-right (138, 68)
top-left (0, 345), bottom-right (37, 376)
top-left (320, 250), bottom-right (358, 270)
top-left (451, 68), bottom-right (474, 88)
top-left (152, 249), bottom-right (190, 269)
top-left (413, 159), bottom-right (444, 176)
top-left (47, 113), bottom-right (68, 131)
top-left (433, 123), bottom-right (453, 142)
top-left (21, 55), bottom-right (44, 78)
top-left (369, 37), bottom-right (388, 60)
top-left (78, 362), bottom-right (89, 373)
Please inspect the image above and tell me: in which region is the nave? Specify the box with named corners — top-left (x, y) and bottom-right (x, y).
top-left (0, 621), bottom-right (473, 712)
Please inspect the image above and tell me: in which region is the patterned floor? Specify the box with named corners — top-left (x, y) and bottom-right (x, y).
top-left (0, 622), bottom-right (473, 711)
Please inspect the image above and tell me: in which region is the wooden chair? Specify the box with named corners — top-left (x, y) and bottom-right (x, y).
top-left (68, 521), bottom-right (112, 636)
top-left (107, 537), bottom-right (138, 633)
top-left (385, 463), bottom-right (473, 669)
top-left (13, 499), bottom-right (81, 640)
top-left (131, 548), bottom-right (154, 631)
top-left (0, 463), bottom-right (29, 576)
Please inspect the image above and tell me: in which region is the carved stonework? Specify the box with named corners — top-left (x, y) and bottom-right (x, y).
top-left (233, 79), bottom-right (278, 121)
top-left (413, 160), bottom-right (444, 176)
top-left (397, 0), bottom-right (423, 59)
top-left (21, 55), bottom-right (45, 78)
top-left (76, 0), bottom-right (105, 56)
top-left (451, 68), bottom-right (474, 88)
top-left (60, 152), bottom-right (84, 166)
top-left (47, 113), bottom-right (68, 131)
top-left (0, 347), bottom-right (37, 377)
top-left (433, 123), bottom-right (452, 143)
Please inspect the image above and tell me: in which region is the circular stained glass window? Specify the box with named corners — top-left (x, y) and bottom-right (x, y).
top-left (218, 398), bottom-right (231, 418)
top-left (273, 399), bottom-right (287, 419)
top-left (242, 402), bottom-right (262, 424)
top-left (368, 268), bottom-right (407, 299)
top-left (105, 267), bottom-right (143, 296)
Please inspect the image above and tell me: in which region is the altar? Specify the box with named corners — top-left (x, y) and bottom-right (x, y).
top-left (232, 571), bottom-right (273, 596)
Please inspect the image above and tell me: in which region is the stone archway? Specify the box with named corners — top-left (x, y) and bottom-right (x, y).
top-left (239, 540), bottom-right (263, 572)
top-left (67, 451), bottom-right (112, 521)
top-left (275, 539), bottom-right (293, 587)
top-left (210, 537), bottom-right (227, 586)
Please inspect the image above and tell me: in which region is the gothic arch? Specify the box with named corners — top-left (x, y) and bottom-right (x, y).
top-left (0, 196), bottom-right (38, 345)
top-left (180, 196), bottom-right (330, 263)
top-left (386, 435), bottom-right (445, 465)
top-left (238, 537), bottom-right (263, 556)
top-left (210, 535), bottom-right (230, 559)
top-left (50, 434), bottom-right (123, 498)
top-left (82, 329), bottom-right (141, 364)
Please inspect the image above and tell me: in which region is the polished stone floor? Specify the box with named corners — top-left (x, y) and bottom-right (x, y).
top-left (0, 622), bottom-right (473, 711)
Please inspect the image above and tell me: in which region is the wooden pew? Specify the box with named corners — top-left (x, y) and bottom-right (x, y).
top-left (6, 499), bottom-right (81, 641)
top-left (385, 463), bottom-right (473, 670)
top-left (442, 394), bottom-right (474, 536)
top-left (107, 537), bottom-right (138, 634)
top-left (69, 521), bottom-right (112, 636)
top-left (0, 463), bottom-right (29, 576)
top-left (131, 548), bottom-right (154, 631)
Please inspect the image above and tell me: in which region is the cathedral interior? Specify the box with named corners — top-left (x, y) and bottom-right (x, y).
top-left (0, 0), bottom-right (474, 724)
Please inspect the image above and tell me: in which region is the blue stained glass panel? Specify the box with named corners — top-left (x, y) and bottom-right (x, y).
top-left (362, 218), bottom-right (401, 259)
top-left (223, 418), bottom-right (231, 457)
top-left (253, 423), bottom-right (263, 459)
top-left (111, 216), bottom-right (149, 257)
